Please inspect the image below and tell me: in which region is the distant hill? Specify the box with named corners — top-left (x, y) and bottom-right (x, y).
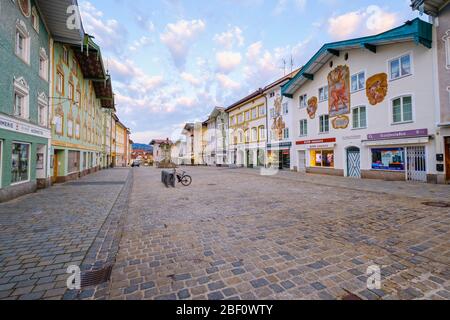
top-left (132, 143), bottom-right (153, 152)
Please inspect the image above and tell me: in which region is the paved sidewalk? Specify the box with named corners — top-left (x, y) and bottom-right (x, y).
top-left (108, 167), bottom-right (450, 300)
top-left (0, 168), bottom-right (131, 300)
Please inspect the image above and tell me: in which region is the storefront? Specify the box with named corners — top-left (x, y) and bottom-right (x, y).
top-left (446, 137), bottom-right (450, 183)
top-left (362, 129), bottom-right (432, 183)
top-left (0, 114), bottom-right (51, 202)
top-left (296, 138), bottom-right (340, 175)
top-left (267, 142), bottom-right (292, 170)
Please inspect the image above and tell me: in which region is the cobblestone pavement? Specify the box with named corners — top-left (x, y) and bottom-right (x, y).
top-left (109, 167), bottom-right (450, 300)
top-left (0, 168), bottom-right (131, 300)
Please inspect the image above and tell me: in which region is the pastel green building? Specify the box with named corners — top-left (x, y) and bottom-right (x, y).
top-left (0, 0), bottom-right (51, 202)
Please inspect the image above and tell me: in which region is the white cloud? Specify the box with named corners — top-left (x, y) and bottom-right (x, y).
top-left (328, 5), bottom-right (398, 40)
top-left (213, 26), bottom-right (245, 50)
top-left (274, 0), bottom-right (307, 15)
top-left (216, 73), bottom-right (240, 90)
top-left (160, 19), bottom-right (206, 69)
top-left (129, 36), bottom-right (153, 52)
top-left (216, 51), bottom-right (242, 74)
top-left (180, 72), bottom-right (203, 87)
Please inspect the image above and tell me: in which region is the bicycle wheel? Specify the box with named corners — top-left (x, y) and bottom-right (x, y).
top-left (181, 175), bottom-right (192, 186)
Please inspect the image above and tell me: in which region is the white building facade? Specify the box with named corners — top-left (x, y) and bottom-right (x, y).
top-left (284, 19), bottom-right (438, 182)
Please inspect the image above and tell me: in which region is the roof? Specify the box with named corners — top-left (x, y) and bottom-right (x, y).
top-left (263, 68), bottom-right (301, 93)
top-left (208, 107), bottom-right (225, 120)
top-left (150, 139), bottom-right (173, 146)
top-left (282, 18), bottom-right (433, 98)
top-left (411, 0), bottom-right (449, 16)
top-left (36, 0), bottom-right (85, 44)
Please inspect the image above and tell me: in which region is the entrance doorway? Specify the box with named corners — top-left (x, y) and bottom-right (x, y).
top-left (406, 146), bottom-right (427, 182)
top-left (347, 147), bottom-right (361, 178)
top-left (52, 151), bottom-right (58, 183)
top-left (445, 137), bottom-right (450, 182)
top-left (246, 150), bottom-right (253, 168)
top-left (298, 150), bottom-right (306, 172)
top-left (279, 150), bottom-right (290, 170)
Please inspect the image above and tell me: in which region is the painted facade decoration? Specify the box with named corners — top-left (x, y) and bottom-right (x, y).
top-left (18, 0), bottom-right (31, 17)
top-left (307, 97), bottom-right (318, 119)
top-left (366, 73), bottom-right (388, 106)
top-left (272, 95), bottom-right (286, 140)
top-left (328, 65), bottom-right (351, 118)
top-left (332, 116), bottom-right (350, 129)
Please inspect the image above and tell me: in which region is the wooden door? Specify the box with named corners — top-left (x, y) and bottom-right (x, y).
top-left (52, 152), bottom-right (58, 183)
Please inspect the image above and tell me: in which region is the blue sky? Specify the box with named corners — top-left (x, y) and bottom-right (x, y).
top-left (79, 0), bottom-right (420, 143)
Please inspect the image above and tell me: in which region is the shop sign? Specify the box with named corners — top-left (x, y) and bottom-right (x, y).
top-left (0, 115), bottom-right (50, 139)
top-left (296, 138), bottom-right (336, 145)
top-left (367, 129), bottom-right (428, 141)
top-left (267, 142), bottom-right (292, 150)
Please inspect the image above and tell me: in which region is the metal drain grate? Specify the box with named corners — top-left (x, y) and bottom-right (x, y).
top-left (422, 201), bottom-right (450, 208)
top-left (81, 265), bottom-right (113, 288)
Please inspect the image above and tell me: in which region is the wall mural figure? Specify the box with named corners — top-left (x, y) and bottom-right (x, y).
top-left (272, 94), bottom-right (286, 141)
top-left (366, 73), bottom-right (388, 106)
top-left (328, 65), bottom-right (351, 118)
top-left (307, 97), bottom-right (318, 119)
top-left (332, 116), bottom-right (350, 129)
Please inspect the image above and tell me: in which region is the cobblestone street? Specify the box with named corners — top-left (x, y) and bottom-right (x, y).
top-left (109, 167), bottom-right (450, 300)
top-left (0, 167), bottom-right (449, 300)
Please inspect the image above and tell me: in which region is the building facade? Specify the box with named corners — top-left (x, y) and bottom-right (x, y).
top-left (227, 90), bottom-right (267, 168)
top-left (0, 0), bottom-right (52, 202)
top-left (181, 124), bottom-right (195, 165)
top-left (204, 107), bottom-right (229, 166)
top-left (283, 19), bottom-right (437, 182)
top-left (50, 36), bottom-right (114, 183)
top-left (115, 120), bottom-right (127, 167)
top-left (412, 0), bottom-right (450, 183)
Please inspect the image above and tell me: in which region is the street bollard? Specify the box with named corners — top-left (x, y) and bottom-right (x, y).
top-left (161, 170), bottom-right (176, 188)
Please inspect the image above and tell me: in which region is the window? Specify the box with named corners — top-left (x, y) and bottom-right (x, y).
top-left (372, 148), bottom-right (405, 171)
top-left (319, 86), bottom-right (328, 102)
top-left (310, 150), bottom-right (334, 168)
top-left (445, 34), bottom-right (450, 69)
top-left (54, 114), bottom-right (63, 135)
top-left (392, 96), bottom-right (413, 124)
top-left (244, 130), bottom-right (250, 143)
top-left (15, 20), bottom-right (30, 64)
top-left (352, 106), bottom-right (367, 129)
top-left (56, 72), bottom-right (64, 94)
top-left (238, 114), bottom-right (244, 124)
top-left (39, 48), bottom-right (48, 80)
top-left (283, 128), bottom-right (290, 140)
top-left (38, 93), bottom-right (47, 127)
top-left (13, 77), bottom-right (29, 120)
top-left (319, 115), bottom-right (329, 133)
top-left (238, 131), bottom-right (243, 143)
top-left (31, 7), bottom-right (39, 32)
top-left (299, 94), bottom-right (307, 108)
top-left (259, 105), bottom-right (266, 117)
top-left (269, 92), bottom-right (275, 98)
top-left (75, 123), bottom-right (80, 139)
top-left (252, 128), bottom-right (258, 141)
top-left (63, 46), bottom-right (69, 65)
top-left (67, 119), bottom-right (73, 137)
top-left (259, 126), bottom-right (266, 141)
top-left (390, 54), bottom-right (411, 80)
top-left (11, 143), bottom-right (30, 184)
top-left (299, 119), bottom-right (307, 137)
top-left (351, 72), bottom-right (365, 92)
top-left (283, 103), bottom-right (289, 115)
top-left (68, 83), bottom-right (74, 102)
top-left (76, 89), bottom-right (81, 106)
top-left (245, 111), bottom-right (250, 121)
top-left (252, 108), bottom-right (257, 119)
top-left (72, 57), bottom-right (78, 74)
top-left (68, 151), bottom-right (80, 174)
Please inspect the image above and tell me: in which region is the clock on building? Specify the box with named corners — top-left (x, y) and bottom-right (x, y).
top-left (18, 0), bottom-right (31, 17)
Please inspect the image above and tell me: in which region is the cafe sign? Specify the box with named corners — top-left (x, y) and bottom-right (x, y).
top-left (367, 129), bottom-right (428, 141)
top-left (0, 114), bottom-right (51, 139)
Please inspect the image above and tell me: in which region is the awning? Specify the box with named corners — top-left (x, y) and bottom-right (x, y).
top-left (362, 137), bottom-right (430, 146)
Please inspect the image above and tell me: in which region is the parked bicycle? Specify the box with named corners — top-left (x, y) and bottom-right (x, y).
top-left (173, 168), bottom-right (192, 187)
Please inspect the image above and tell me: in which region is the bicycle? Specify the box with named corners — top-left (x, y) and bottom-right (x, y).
top-left (173, 169), bottom-right (192, 187)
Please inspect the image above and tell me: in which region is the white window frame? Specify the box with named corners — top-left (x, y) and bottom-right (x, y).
top-left (299, 94), bottom-right (307, 109)
top-left (259, 126), bottom-right (266, 141)
top-left (259, 105), bottom-right (266, 117)
top-left (319, 114), bottom-right (330, 134)
top-left (388, 52), bottom-right (413, 81)
top-left (38, 92), bottom-right (48, 127)
top-left (251, 127), bottom-right (258, 142)
top-left (318, 86), bottom-right (328, 102)
top-left (352, 105), bottom-right (367, 130)
top-left (283, 128), bottom-right (290, 140)
top-left (351, 71), bottom-right (366, 93)
top-left (11, 141), bottom-right (31, 186)
top-left (299, 119), bottom-right (308, 137)
top-left (39, 48), bottom-right (48, 81)
top-left (13, 77), bottom-right (29, 120)
top-left (443, 30), bottom-right (450, 69)
top-left (15, 19), bottom-right (30, 64)
top-left (31, 7), bottom-right (39, 33)
top-left (391, 94), bottom-right (414, 125)
top-left (54, 114), bottom-right (63, 135)
top-left (283, 102), bottom-right (289, 115)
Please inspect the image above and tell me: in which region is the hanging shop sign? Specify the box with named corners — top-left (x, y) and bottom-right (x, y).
top-left (367, 129), bottom-right (428, 141)
top-left (328, 65), bottom-right (351, 118)
top-left (366, 73), bottom-right (388, 106)
top-left (332, 115), bottom-right (350, 129)
top-left (307, 97), bottom-right (318, 119)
